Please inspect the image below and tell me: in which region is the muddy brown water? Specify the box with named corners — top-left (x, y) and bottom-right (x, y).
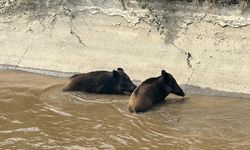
top-left (0, 70), bottom-right (250, 150)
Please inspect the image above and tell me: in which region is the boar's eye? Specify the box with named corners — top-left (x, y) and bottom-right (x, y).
top-left (123, 75), bottom-right (129, 81)
top-left (122, 73), bottom-right (132, 83)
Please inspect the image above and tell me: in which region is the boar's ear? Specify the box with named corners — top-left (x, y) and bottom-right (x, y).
top-left (113, 70), bottom-right (121, 80)
top-left (161, 70), bottom-right (171, 81)
top-left (161, 70), bottom-right (168, 77)
top-left (117, 68), bottom-right (124, 72)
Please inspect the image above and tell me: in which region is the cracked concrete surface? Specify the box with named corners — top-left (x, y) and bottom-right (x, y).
top-left (70, 25), bottom-right (87, 47)
top-left (0, 0), bottom-right (250, 97)
top-left (15, 35), bottom-right (36, 68)
top-left (15, 48), bottom-right (29, 67)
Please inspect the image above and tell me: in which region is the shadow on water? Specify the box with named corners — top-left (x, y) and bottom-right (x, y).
top-left (1, 70), bottom-right (250, 149)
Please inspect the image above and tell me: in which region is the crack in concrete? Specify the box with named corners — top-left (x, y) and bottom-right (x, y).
top-left (169, 41), bottom-right (194, 84)
top-left (66, 9), bottom-right (87, 47)
top-left (47, 12), bottom-right (62, 31)
top-left (69, 21), bottom-right (87, 47)
top-left (186, 69), bottom-right (195, 85)
top-left (15, 48), bottom-right (29, 68)
top-left (50, 13), bottom-right (58, 24)
top-left (186, 52), bottom-right (192, 68)
top-left (70, 27), bottom-right (86, 47)
top-left (170, 41), bottom-right (193, 68)
top-left (170, 41), bottom-right (187, 55)
top-left (15, 36), bottom-right (36, 68)
top-left (25, 27), bottom-right (32, 33)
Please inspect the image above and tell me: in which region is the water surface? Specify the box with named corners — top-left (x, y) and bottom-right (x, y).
top-left (0, 70), bottom-right (250, 149)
